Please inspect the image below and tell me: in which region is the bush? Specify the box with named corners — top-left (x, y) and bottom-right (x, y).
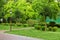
top-left (27, 19), bottom-right (38, 27)
top-left (35, 24), bottom-right (40, 30)
top-left (47, 28), bottom-right (49, 31)
top-left (3, 23), bottom-right (9, 26)
top-left (41, 26), bottom-right (46, 31)
top-left (16, 23), bottom-right (22, 26)
top-left (23, 24), bottom-right (28, 27)
top-left (52, 27), bottom-right (58, 32)
top-left (48, 27), bottom-right (52, 31)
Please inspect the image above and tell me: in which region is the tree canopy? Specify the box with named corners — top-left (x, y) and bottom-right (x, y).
top-left (0, 0), bottom-right (60, 23)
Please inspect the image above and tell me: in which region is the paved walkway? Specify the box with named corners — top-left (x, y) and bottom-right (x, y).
top-left (0, 33), bottom-right (42, 40)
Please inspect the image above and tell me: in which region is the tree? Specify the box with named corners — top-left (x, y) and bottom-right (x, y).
top-left (3, 0), bottom-right (60, 24)
top-left (3, 0), bottom-right (15, 18)
top-left (49, 2), bottom-right (59, 19)
top-left (0, 0), bottom-right (6, 18)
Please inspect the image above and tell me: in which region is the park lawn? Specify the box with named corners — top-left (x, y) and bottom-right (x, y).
top-left (7, 29), bottom-right (60, 40)
top-left (0, 23), bottom-right (29, 30)
top-left (0, 24), bottom-right (10, 30)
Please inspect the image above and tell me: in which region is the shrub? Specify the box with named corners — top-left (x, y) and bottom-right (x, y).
top-left (41, 26), bottom-right (46, 31)
top-left (48, 27), bottom-right (52, 31)
top-left (27, 19), bottom-right (38, 27)
top-left (52, 27), bottom-right (58, 32)
top-left (3, 23), bottom-right (9, 26)
top-left (35, 24), bottom-right (40, 30)
top-left (23, 24), bottom-right (28, 27)
top-left (16, 23), bottom-right (22, 26)
top-left (47, 28), bottom-right (49, 31)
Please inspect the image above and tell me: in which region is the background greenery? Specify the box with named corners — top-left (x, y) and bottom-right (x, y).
top-left (0, 0), bottom-right (60, 24)
top-left (0, 0), bottom-right (60, 40)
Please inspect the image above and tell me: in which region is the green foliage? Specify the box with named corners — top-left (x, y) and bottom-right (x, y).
top-left (49, 2), bottom-right (59, 19)
top-left (48, 0), bottom-right (55, 2)
top-left (16, 23), bottom-right (21, 26)
top-left (34, 24), bottom-right (40, 30)
top-left (52, 27), bottom-right (58, 32)
top-left (23, 24), bottom-right (29, 27)
top-left (41, 26), bottom-right (46, 31)
top-left (3, 0), bottom-right (15, 18)
top-left (27, 19), bottom-right (37, 26)
top-left (34, 25), bottom-right (47, 31)
top-left (48, 27), bottom-right (53, 31)
top-left (0, 0), bottom-right (6, 17)
top-left (48, 26), bottom-right (58, 32)
top-left (0, 0), bottom-right (60, 23)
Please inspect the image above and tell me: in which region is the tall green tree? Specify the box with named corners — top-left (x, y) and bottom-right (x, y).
top-left (0, 0), bottom-right (6, 18)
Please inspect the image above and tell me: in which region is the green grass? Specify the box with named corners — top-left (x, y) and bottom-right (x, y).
top-left (0, 23), bottom-right (28, 30)
top-left (1, 23), bottom-right (60, 40)
top-left (0, 24), bottom-right (10, 30)
top-left (7, 29), bottom-right (60, 40)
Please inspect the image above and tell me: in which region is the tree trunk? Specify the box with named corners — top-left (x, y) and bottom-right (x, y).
top-left (44, 15), bottom-right (47, 31)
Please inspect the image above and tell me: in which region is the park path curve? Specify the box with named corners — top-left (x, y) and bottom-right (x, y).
top-left (0, 33), bottom-right (42, 40)
top-left (0, 27), bottom-right (43, 40)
